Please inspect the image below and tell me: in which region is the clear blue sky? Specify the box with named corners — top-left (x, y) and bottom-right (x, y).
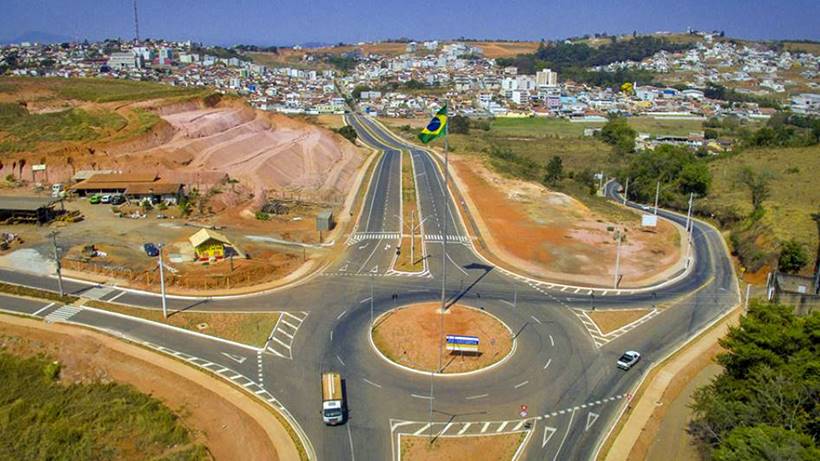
top-left (2, 0), bottom-right (818, 45)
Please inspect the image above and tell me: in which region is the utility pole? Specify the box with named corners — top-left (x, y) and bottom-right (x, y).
top-left (685, 193), bottom-right (694, 233)
top-left (622, 177), bottom-right (629, 205)
top-left (744, 284), bottom-right (751, 313)
top-left (653, 180), bottom-right (660, 215)
top-left (513, 283), bottom-right (517, 309)
top-left (49, 231), bottom-right (64, 297)
top-left (157, 243), bottom-right (168, 318)
top-left (613, 230), bottom-right (622, 289)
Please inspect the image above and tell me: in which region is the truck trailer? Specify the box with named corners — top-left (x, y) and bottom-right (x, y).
top-left (322, 371), bottom-right (345, 425)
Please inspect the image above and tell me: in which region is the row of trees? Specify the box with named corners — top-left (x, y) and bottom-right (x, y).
top-left (689, 300), bottom-right (819, 460)
top-left (496, 37), bottom-right (691, 88)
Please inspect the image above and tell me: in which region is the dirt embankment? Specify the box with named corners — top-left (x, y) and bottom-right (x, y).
top-left (0, 314), bottom-right (300, 461)
top-left (450, 156), bottom-right (684, 287)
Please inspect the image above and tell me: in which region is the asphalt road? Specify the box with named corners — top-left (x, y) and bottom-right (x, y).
top-left (0, 114), bottom-right (739, 461)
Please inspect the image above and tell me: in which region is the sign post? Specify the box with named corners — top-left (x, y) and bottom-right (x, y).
top-left (445, 335), bottom-right (480, 353)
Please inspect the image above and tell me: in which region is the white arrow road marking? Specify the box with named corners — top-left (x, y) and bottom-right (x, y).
top-left (384, 243), bottom-right (391, 250)
top-left (542, 425), bottom-right (558, 448)
top-left (221, 352), bottom-right (247, 364)
top-left (370, 265), bottom-right (379, 273)
top-left (339, 264), bottom-right (349, 272)
top-left (585, 412), bottom-right (599, 431)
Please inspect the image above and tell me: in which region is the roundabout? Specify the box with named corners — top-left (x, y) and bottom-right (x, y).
top-left (370, 301), bottom-right (515, 375)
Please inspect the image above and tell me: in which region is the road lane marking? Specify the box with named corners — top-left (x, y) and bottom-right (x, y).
top-left (543, 358), bottom-right (552, 369)
top-left (496, 421), bottom-right (509, 433)
top-left (458, 423), bottom-right (472, 435)
top-left (552, 409), bottom-right (576, 460)
top-left (481, 422), bottom-right (491, 433)
top-left (530, 315), bottom-right (542, 324)
top-left (220, 352), bottom-right (247, 364)
top-left (278, 329), bottom-right (294, 339)
top-left (585, 412), bottom-right (599, 431)
top-left (440, 422), bottom-right (453, 435)
top-left (281, 320), bottom-right (299, 330)
top-left (413, 424), bottom-right (431, 436)
top-left (336, 310), bottom-right (347, 320)
top-left (330, 330), bottom-right (333, 341)
top-left (542, 425), bottom-right (558, 448)
top-left (107, 291), bottom-right (126, 302)
top-left (549, 335), bottom-right (554, 346)
top-left (346, 423), bottom-right (356, 461)
top-left (512, 420), bottom-right (527, 431)
top-left (465, 393), bottom-right (488, 400)
top-left (362, 378), bottom-right (382, 388)
top-left (32, 302), bottom-right (56, 316)
top-left (336, 355), bottom-right (345, 366)
top-left (514, 380), bottom-right (529, 389)
top-left (271, 336), bottom-right (290, 349)
top-left (411, 393), bottom-right (433, 400)
top-left (359, 297), bottom-right (372, 304)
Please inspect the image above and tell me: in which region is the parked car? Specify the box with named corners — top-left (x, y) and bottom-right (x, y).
top-left (100, 194), bottom-right (112, 204)
top-left (89, 194), bottom-right (102, 204)
top-left (617, 351), bottom-right (641, 370)
top-left (110, 194), bottom-right (126, 205)
top-left (143, 243), bottom-right (160, 257)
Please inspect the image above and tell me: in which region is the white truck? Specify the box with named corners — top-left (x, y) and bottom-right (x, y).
top-left (322, 371), bottom-right (345, 425)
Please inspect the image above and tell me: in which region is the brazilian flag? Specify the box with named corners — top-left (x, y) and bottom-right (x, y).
top-left (418, 105), bottom-right (447, 144)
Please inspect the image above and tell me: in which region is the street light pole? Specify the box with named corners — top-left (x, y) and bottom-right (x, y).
top-left (410, 209), bottom-right (415, 265)
top-left (157, 243), bottom-right (168, 318)
top-left (49, 231), bottom-right (64, 297)
top-left (653, 180), bottom-right (660, 215)
top-left (370, 272), bottom-right (374, 328)
top-left (613, 231), bottom-right (622, 289)
top-left (622, 177), bottom-right (630, 206)
top-left (685, 193), bottom-right (693, 233)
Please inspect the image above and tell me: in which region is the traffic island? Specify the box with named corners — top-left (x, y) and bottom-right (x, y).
top-left (371, 302), bottom-right (514, 374)
top-left (400, 432), bottom-right (526, 461)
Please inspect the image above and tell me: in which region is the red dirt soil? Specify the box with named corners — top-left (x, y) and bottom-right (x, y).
top-left (372, 302), bottom-right (513, 373)
top-left (451, 157), bottom-right (683, 287)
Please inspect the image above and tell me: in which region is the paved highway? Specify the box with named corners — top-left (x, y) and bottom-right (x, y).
top-left (0, 113), bottom-right (739, 460)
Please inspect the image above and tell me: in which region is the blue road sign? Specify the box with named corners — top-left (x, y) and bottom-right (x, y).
top-left (446, 334), bottom-right (479, 345)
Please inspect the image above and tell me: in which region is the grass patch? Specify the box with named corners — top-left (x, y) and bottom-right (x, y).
top-left (0, 282), bottom-right (79, 305)
top-left (1, 77), bottom-right (206, 103)
top-left (0, 103), bottom-right (127, 153)
top-left (702, 145), bottom-right (820, 271)
top-left (85, 301), bottom-right (280, 348)
top-left (0, 350), bottom-right (209, 460)
top-left (395, 151), bottom-right (424, 272)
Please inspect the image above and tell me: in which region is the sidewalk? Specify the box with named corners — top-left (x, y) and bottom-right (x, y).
top-left (600, 305), bottom-right (741, 461)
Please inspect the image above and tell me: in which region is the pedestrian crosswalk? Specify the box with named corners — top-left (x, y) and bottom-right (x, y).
top-left (347, 232), bottom-right (401, 244)
top-left (43, 305), bottom-right (83, 324)
top-left (424, 234), bottom-right (471, 244)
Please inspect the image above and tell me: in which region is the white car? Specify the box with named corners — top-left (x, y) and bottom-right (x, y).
top-left (100, 194), bottom-right (112, 204)
top-left (617, 351), bottom-right (641, 370)
top-left (640, 205), bottom-right (651, 211)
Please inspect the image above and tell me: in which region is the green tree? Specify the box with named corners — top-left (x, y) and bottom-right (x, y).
top-left (600, 117), bottom-right (636, 154)
top-left (779, 240), bottom-right (809, 273)
top-left (679, 161), bottom-right (711, 196)
top-left (737, 166), bottom-right (772, 218)
top-left (449, 115), bottom-right (470, 135)
top-left (334, 125), bottom-right (358, 144)
top-left (713, 425), bottom-right (819, 461)
top-left (543, 156), bottom-right (564, 185)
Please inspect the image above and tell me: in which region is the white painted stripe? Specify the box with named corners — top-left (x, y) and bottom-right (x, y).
top-left (362, 378), bottom-right (382, 388)
top-left (243, 381), bottom-right (255, 388)
top-left (107, 291), bottom-right (127, 302)
top-left (481, 422), bottom-right (491, 433)
top-left (549, 335), bottom-right (555, 346)
top-left (411, 393), bottom-right (433, 400)
top-left (496, 421), bottom-right (509, 433)
top-left (458, 423), bottom-right (472, 435)
top-left (514, 380), bottom-right (529, 389)
top-left (32, 302), bottom-right (56, 316)
top-left (231, 374), bottom-right (243, 380)
top-left (255, 389), bottom-right (266, 394)
top-left (271, 336), bottom-right (291, 349)
top-left (440, 422), bottom-right (453, 435)
top-left (544, 358), bottom-right (552, 369)
top-left (512, 420), bottom-right (526, 431)
top-left (336, 310), bottom-right (347, 320)
top-left (465, 393), bottom-right (488, 400)
top-left (277, 329), bottom-right (294, 339)
top-left (283, 312), bottom-right (304, 322)
top-left (413, 424), bottom-right (431, 436)
top-left (281, 320), bottom-right (299, 330)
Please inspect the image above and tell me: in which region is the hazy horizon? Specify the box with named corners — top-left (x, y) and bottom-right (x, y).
top-left (2, 0), bottom-right (819, 47)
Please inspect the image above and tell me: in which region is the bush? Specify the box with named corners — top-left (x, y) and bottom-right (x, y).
top-left (778, 239), bottom-right (809, 273)
top-left (43, 361), bottom-right (61, 381)
top-left (255, 211), bottom-right (271, 221)
top-left (334, 125), bottom-right (358, 143)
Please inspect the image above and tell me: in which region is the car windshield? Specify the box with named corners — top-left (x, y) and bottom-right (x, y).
top-left (618, 354), bottom-right (632, 362)
top-left (324, 409), bottom-right (342, 418)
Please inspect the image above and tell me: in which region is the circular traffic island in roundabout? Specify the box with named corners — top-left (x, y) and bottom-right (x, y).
top-left (371, 302), bottom-right (514, 375)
